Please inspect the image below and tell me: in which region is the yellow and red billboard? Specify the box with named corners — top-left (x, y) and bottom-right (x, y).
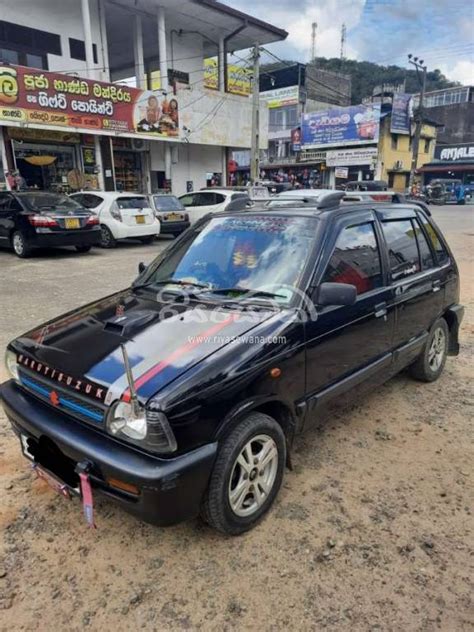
top-left (0, 64), bottom-right (180, 139)
top-left (203, 58), bottom-right (250, 96)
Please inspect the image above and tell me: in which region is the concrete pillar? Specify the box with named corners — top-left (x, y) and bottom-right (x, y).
top-left (133, 14), bottom-right (146, 89)
top-left (81, 0), bottom-right (96, 80)
top-left (218, 36), bottom-right (225, 92)
top-left (221, 147), bottom-right (227, 186)
top-left (157, 7), bottom-right (168, 91)
top-left (98, 0), bottom-right (110, 81)
top-left (94, 136), bottom-right (105, 190)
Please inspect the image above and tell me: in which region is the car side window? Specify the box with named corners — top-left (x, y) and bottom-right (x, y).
top-left (322, 222), bottom-right (383, 295)
top-left (417, 213), bottom-right (450, 266)
top-left (412, 219), bottom-right (435, 270)
top-left (197, 192), bottom-right (217, 206)
top-left (381, 219), bottom-right (420, 280)
top-left (70, 194), bottom-right (83, 205)
top-left (179, 194), bottom-right (195, 207)
top-left (214, 193), bottom-right (226, 204)
top-left (82, 194), bottom-right (103, 209)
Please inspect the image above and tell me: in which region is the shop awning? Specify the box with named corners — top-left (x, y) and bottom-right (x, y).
top-left (418, 162), bottom-right (474, 173)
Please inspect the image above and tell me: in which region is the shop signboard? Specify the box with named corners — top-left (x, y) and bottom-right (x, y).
top-left (291, 127), bottom-right (301, 152)
top-left (434, 143), bottom-right (474, 161)
top-left (301, 103), bottom-right (381, 148)
top-left (335, 166), bottom-right (349, 179)
top-left (260, 86), bottom-right (299, 109)
top-left (326, 146), bottom-right (378, 167)
top-left (203, 58), bottom-right (251, 96)
top-left (390, 93), bottom-right (412, 134)
top-left (0, 64), bottom-right (180, 140)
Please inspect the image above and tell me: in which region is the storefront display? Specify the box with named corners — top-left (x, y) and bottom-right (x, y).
top-left (113, 151), bottom-right (143, 192)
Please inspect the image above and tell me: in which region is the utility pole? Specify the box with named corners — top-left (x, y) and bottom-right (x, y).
top-left (311, 22), bottom-right (317, 62)
top-left (250, 43), bottom-right (260, 185)
top-left (408, 54), bottom-right (427, 193)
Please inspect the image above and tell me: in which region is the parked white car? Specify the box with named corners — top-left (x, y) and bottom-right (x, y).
top-left (69, 192), bottom-right (160, 248)
top-left (178, 189), bottom-right (251, 225)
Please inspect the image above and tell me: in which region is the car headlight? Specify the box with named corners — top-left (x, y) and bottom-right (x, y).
top-left (106, 400), bottom-right (177, 454)
top-left (5, 349), bottom-right (19, 382)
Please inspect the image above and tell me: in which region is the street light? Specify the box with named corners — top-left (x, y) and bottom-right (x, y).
top-left (407, 54), bottom-right (428, 192)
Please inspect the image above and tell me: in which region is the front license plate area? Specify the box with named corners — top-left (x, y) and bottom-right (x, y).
top-left (65, 218), bottom-right (80, 229)
top-left (33, 463), bottom-right (72, 498)
top-left (20, 434), bottom-right (80, 492)
top-left (135, 215), bottom-right (145, 224)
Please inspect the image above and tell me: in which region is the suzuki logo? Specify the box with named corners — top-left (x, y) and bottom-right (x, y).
top-left (49, 390), bottom-right (60, 406)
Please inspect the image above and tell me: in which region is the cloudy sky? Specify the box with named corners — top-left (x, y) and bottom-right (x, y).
top-left (231, 0), bottom-right (474, 84)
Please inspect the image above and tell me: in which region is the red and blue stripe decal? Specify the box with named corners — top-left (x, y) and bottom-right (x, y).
top-left (121, 315), bottom-right (238, 402)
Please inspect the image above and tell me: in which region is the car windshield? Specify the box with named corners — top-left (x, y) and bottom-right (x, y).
top-left (17, 193), bottom-right (82, 212)
top-left (138, 214), bottom-right (318, 304)
top-left (116, 196), bottom-right (148, 209)
top-left (153, 196), bottom-right (184, 211)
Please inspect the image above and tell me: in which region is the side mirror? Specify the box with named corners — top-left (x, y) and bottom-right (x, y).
top-left (316, 282), bottom-right (357, 306)
top-left (138, 262), bottom-right (146, 274)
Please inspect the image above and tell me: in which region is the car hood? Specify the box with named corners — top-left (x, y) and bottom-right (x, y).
top-left (12, 288), bottom-right (277, 405)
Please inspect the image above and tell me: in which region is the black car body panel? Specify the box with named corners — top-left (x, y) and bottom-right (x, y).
top-left (0, 191), bottom-right (101, 252)
top-left (0, 202), bottom-right (463, 527)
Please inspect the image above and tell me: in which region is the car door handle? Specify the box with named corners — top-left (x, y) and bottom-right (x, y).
top-left (374, 302), bottom-right (387, 318)
top-left (432, 280), bottom-right (441, 293)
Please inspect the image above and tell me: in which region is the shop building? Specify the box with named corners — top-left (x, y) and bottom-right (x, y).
top-left (298, 98), bottom-right (439, 192)
top-left (253, 62), bottom-right (351, 184)
top-left (0, 0), bottom-right (286, 194)
top-left (418, 142), bottom-right (474, 187)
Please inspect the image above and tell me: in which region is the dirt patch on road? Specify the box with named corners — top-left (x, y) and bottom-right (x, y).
top-left (0, 216), bottom-right (472, 631)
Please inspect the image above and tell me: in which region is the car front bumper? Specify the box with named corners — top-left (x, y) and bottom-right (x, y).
top-left (32, 227), bottom-right (101, 248)
top-left (0, 380), bottom-right (217, 527)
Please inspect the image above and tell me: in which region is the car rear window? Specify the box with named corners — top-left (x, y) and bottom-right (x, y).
top-left (116, 197), bottom-right (148, 209)
top-left (18, 193), bottom-right (82, 212)
top-left (153, 196), bottom-right (184, 211)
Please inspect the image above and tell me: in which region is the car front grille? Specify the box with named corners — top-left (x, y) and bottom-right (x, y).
top-left (18, 368), bottom-right (106, 426)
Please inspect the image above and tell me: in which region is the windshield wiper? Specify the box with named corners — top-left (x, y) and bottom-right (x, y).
top-left (195, 287), bottom-right (286, 300)
top-left (133, 278), bottom-right (210, 290)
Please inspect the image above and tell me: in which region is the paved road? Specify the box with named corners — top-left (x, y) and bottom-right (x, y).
top-left (0, 205), bottom-right (472, 630)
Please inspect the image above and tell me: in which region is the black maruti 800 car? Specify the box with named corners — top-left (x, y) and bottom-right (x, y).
top-left (0, 196), bottom-right (463, 534)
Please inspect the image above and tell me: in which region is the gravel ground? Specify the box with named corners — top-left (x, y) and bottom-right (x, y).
top-left (0, 207), bottom-right (473, 631)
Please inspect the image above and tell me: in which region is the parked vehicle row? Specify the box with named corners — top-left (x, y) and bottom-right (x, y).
top-left (0, 190), bottom-right (192, 257)
top-left (1, 195), bottom-right (463, 534)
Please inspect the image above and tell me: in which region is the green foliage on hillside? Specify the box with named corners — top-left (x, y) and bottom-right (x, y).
top-left (261, 58), bottom-right (459, 105)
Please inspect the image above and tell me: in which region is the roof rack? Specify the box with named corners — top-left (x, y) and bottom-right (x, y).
top-left (316, 191), bottom-right (345, 209)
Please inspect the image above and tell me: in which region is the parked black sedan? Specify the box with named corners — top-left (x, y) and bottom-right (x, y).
top-left (0, 191), bottom-right (101, 257)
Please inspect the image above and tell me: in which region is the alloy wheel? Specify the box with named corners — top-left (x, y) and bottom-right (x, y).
top-left (428, 327), bottom-right (446, 371)
top-left (13, 233), bottom-right (25, 256)
top-left (228, 434), bottom-right (279, 517)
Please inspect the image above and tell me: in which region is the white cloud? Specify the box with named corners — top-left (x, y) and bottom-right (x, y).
top-left (437, 60), bottom-right (474, 85)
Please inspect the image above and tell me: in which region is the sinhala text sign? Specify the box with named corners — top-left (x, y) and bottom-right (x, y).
top-left (301, 103), bottom-right (381, 149)
top-left (0, 64), bottom-right (180, 140)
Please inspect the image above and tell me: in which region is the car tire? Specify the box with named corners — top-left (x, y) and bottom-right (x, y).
top-left (200, 412), bottom-right (286, 535)
top-left (139, 235), bottom-right (155, 244)
top-left (100, 225), bottom-right (116, 248)
top-left (75, 245), bottom-right (92, 253)
top-left (11, 231), bottom-right (31, 258)
top-left (409, 318), bottom-right (449, 382)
